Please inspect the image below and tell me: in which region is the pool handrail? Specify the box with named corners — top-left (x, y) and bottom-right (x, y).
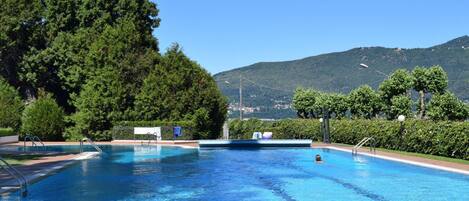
top-left (0, 157), bottom-right (28, 197)
top-left (80, 137), bottom-right (103, 154)
top-left (23, 134), bottom-right (45, 151)
top-left (352, 137), bottom-right (376, 155)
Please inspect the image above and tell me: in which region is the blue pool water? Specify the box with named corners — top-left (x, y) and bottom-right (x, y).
top-left (2, 145), bottom-right (469, 201)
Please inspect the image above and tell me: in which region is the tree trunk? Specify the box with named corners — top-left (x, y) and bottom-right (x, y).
top-left (23, 86), bottom-right (37, 104)
top-left (418, 90), bottom-right (425, 119)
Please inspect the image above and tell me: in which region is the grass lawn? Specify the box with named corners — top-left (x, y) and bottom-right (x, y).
top-left (0, 154), bottom-right (45, 165)
top-left (331, 142), bottom-right (469, 165)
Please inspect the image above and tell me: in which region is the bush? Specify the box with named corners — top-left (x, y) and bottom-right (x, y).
top-left (0, 128), bottom-right (15, 137)
top-left (0, 79), bottom-right (23, 131)
top-left (21, 94), bottom-right (65, 141)
top-left (228, 119), bottom-right (275, 139)
top-left (228, 119), bottom-right (469, 160)
top-left (272, 119), bottom-right (321, 140)
top-left (427, 92), bottom-right (468, 121)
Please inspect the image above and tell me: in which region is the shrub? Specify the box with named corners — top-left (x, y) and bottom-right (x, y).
top-left (427, 92), bottom-right (468, 121)
top-left (0, 128), bottom-right (15, 137)
top-left (0, 79), bottom-right (23, 131)
top-left (228, 119), bottom-right (469, 160)
top-left (21, 94), bottom-right (65, 141)
top-left (228, 119), bottom-right (274, 139)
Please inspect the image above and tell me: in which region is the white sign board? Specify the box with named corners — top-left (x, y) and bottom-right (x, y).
top-left (134, 127), bottom-right (161, 140)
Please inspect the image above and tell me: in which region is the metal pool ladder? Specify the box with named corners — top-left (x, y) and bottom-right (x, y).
top-left (352, 137), bottom-right (376, 155)
top-left (23, 134), bottom-right (45, 151)
top-left (0, 157), bottom-right (28, 197)
top-left (80, 138), bottom-right (103, 154)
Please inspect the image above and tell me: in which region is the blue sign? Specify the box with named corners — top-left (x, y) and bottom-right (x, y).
top-left (173, 126), bottom-right (182, 138)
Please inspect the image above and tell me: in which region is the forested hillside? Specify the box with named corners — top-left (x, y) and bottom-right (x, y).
top-left (215, 36), bottom-right (469, 118)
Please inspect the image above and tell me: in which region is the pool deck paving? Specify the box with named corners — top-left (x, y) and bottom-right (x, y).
top-left (1, 140), bottom-right (468, 196)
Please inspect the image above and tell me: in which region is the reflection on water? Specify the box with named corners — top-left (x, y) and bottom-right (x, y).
top-left (3, 146), bottom-right (469, 201)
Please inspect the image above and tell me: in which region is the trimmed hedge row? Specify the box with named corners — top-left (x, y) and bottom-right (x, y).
top-left (0, 128), bottom-right (15, 137)
top-left (112, 120), bottom-right (195, 140)
top-left (229, 119), bottom-right (469, 160)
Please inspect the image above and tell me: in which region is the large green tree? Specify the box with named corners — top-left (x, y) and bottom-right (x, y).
top-left (1, 0), bottom-right (229, 141)
top-left (412, 65), bottom-right (448, 119)
top-left (0, 79), bottom-right (23, 131)
top-left (316, 93), bottom-right (348, 119)
top-left (348, 85), bottom-right (383, 119)
top-left (17, 0), bottom-right (160, 111)
top-left (292, 88), bottom-right (321, 118)
top-left (427, 92), bottom-right (468, 121)
top-left (0, 0), bottom-right (46, 99)
top-left (67, 67), bottom-right (126, 140)
top-left (134, 45), bottom-right (228, 139)
top-left (379, 69), bottom-right (413, 118)
top-left (389, 95), bottom-right (413, 119)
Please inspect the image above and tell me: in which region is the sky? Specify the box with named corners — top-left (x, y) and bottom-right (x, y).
top-left (153, 0), bottom-right (469, 75)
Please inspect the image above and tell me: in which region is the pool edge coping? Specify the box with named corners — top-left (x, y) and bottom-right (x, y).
top-left (0, 152), bottom-right (99, 195)
top-left (323, 146), bottom-right (469, 175)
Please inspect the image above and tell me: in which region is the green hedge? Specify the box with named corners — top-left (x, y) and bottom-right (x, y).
top-left (0, 128), bottom-right (15, 137)
top-left (229, 119), bottom-right (469, 160)
top-left (112, 120), bottom-right (195, 140)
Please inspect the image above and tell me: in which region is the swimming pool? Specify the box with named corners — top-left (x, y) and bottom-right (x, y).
top-left (2, 145), bottom-right (469, 201)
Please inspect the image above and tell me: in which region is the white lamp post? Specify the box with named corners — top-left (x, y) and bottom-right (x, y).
top-left (397, 115), bottom-right (406, 122)
top-left (359, 63), bottom-right (390, 78)
top-left (397, 115), bottom-right (406, 136)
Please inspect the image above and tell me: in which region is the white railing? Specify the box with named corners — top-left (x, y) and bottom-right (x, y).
top-left (80, 138), bottom-right (103, 153)
top-left (23, 134), bottom-right (45, 151)
top-left (0, 157), bottom-right (28, 197)
top-left (352, 137), bottom-right (376, 155)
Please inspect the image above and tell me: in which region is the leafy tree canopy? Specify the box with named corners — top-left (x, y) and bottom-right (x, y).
top-left (0, 79), bottom-right (23, 130)
top-left (292, 88), bottom-right (321, 118)
top-left (427, 92), bottom-right (468, 121)
top-left (389, 95), bottom-right (413, 120)
top-left (379, 69), bottom-right (413, 104)
top-left (1, 1), bottom-right (228, 140)
top-left (134, 45), bottom-right (227, 139)
top-left (348, 85), bottom-right (383, 119)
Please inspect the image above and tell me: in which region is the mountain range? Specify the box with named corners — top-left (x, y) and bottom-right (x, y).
top-left (214, 36), bottom-right (469, 119)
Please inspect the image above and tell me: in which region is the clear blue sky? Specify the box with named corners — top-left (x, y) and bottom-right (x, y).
top-left (153, 0), bottom-right (469, 74)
